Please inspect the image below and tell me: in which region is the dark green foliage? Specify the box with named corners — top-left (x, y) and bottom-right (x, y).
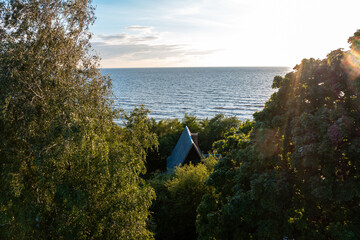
top-left (146, 114), bottom-right (241, 175)
top-left (149, 157), bottom-right (217, 240)
top-left (0, 1), bottom-right (156, 239)
top-left (197, 121), bottom-right (257, 240)
top-left (199, 114), bottom-right (241, 152)
top-left (146, 118), bottom-right (184, 174)
top-left (182, 113), bottom-right (203, 134)
top-left (197, 31), bottom-right (360, 239)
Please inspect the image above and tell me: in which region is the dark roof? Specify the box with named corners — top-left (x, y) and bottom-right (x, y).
top-left (166, 126), bottom-right (202, 172)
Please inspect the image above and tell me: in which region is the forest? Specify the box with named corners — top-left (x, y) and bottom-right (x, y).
top-left (1, 0), bottom-right (360, 239)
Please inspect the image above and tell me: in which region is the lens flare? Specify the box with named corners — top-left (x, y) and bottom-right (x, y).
top-left (342, 38), bottom-right (360, 80)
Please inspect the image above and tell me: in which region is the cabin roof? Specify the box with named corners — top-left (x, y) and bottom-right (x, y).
top-left (166, 126), bottom-right (202, 172)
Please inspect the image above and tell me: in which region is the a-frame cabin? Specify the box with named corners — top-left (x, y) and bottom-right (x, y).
top-left (166, 126), bottom-right (202, 172)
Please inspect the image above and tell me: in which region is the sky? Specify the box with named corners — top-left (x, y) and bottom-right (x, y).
top-left (90, 0), bottom-right (360, 68)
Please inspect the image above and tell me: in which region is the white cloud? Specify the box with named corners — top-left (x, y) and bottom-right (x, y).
top-left (97, 33), bottom-right (159, 44)
top-left (92, 42), bottom-right (217, 60)
top-left (92, 26), bottom-right (219, 67)
top-left (92, 0), bottom-right (360, 67)
top-left (126, 25), bottom-right (153, 30)
top-left (97, 34), bottom-right (127, 41)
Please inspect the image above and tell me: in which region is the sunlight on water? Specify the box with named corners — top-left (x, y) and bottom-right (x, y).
top-left (101, 67), bottom-right (291, 122)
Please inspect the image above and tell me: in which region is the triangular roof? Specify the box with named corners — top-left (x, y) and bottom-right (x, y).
top-left (166, 126), bottom-right (202, 172)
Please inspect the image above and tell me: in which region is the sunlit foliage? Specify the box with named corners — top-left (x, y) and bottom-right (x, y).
top-left (0, 1), bottom-right (156, 239)
top-left (197, 31), bottom-right (360, 239)
top-left (149, 157), bottom-right (217, 240)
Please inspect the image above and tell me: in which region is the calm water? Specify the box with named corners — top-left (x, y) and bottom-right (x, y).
top-left (101, 67), bottom-right (290, 122)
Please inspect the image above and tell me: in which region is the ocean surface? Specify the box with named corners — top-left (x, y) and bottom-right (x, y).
top-left (101, 67), bottom-right (291, 122)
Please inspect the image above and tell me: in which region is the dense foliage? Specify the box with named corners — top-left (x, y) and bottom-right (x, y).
top-left (197, 31), bottom-right (360, 239)
top-left (3, 1), bottom-right (359, 240)
top-left (149, 157), bottom-right (217, 240)
top-left (146, 114), bottom-right (240, 175)
top-left (0, 1), bottom-right (156, 239)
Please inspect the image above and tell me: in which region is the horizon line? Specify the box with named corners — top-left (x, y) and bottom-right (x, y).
top-left (99, 65), bottom-right (291, 69)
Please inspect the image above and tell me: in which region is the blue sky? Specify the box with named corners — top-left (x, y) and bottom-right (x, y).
top-left (91, 0), bottom-right (360, 68)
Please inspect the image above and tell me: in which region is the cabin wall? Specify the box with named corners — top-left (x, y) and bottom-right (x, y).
top-left (183, 146), bottom-right (202, 166)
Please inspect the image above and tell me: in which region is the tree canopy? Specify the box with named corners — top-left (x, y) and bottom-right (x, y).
top-left (197, 31), bottom-right (360, 239)
top-left (146, 114), bottom-right (241, 175)
top-left (0, 1), bottom-right (156, 239)
top-left (149, 157), bottom-right (217, 240)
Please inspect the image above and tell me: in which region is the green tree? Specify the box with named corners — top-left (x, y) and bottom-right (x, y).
top-left (149, 157), bottom-right (217, 240)
top-left (197, 31), bottom-right (360, 239)
top-left (199, 113), bottom-right (241, 152)
top-left (145, 114), bottom-right (241, 175)
top-left (146, 118), bottom-right (184, 175)
top-left (182, 113), bottom-right (203, 133)
top-left (0, 1), bottom-right (156, 239)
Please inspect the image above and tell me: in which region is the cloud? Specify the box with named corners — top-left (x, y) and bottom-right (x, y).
top-left (91, 25), bottom-right (219, 67)
top-left (92, 42), bottom-right (218, 61)
top-left (96, 25), bottom-right (160, 45)
top-left (97, 33), bottom-right (159, 43)
top-left (97, 34), bottom-right (127, 41)
top-left (139, 36), bottom-right (158, 41)
top-left (126, 25), bottom-right (153, 31)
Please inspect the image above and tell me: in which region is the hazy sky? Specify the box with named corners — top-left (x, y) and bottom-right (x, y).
top-left (91, 0), bottom-right (360, 68)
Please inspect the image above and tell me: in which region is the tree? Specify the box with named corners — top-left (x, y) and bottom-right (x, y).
top-left (145, 114), bottom-right (241, 175)
top-left (197, 31), bottom-right (360, 239)
top-left (146, 118), bottom-right (184, 175)
top-left (199, 114), bottom-right (241, 152)
top-left (149, 157), bottom-right (217, 240)
top-left (0, 1), bottom-right (156, 239)
top-left (182, 113), bottom-right (203, 134)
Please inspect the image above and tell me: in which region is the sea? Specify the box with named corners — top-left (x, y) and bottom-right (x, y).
top-left (101, 67), bottom-right (291, 122)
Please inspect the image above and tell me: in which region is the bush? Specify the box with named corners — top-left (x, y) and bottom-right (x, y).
top-left (149, 157), bottom-right (217, 240)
